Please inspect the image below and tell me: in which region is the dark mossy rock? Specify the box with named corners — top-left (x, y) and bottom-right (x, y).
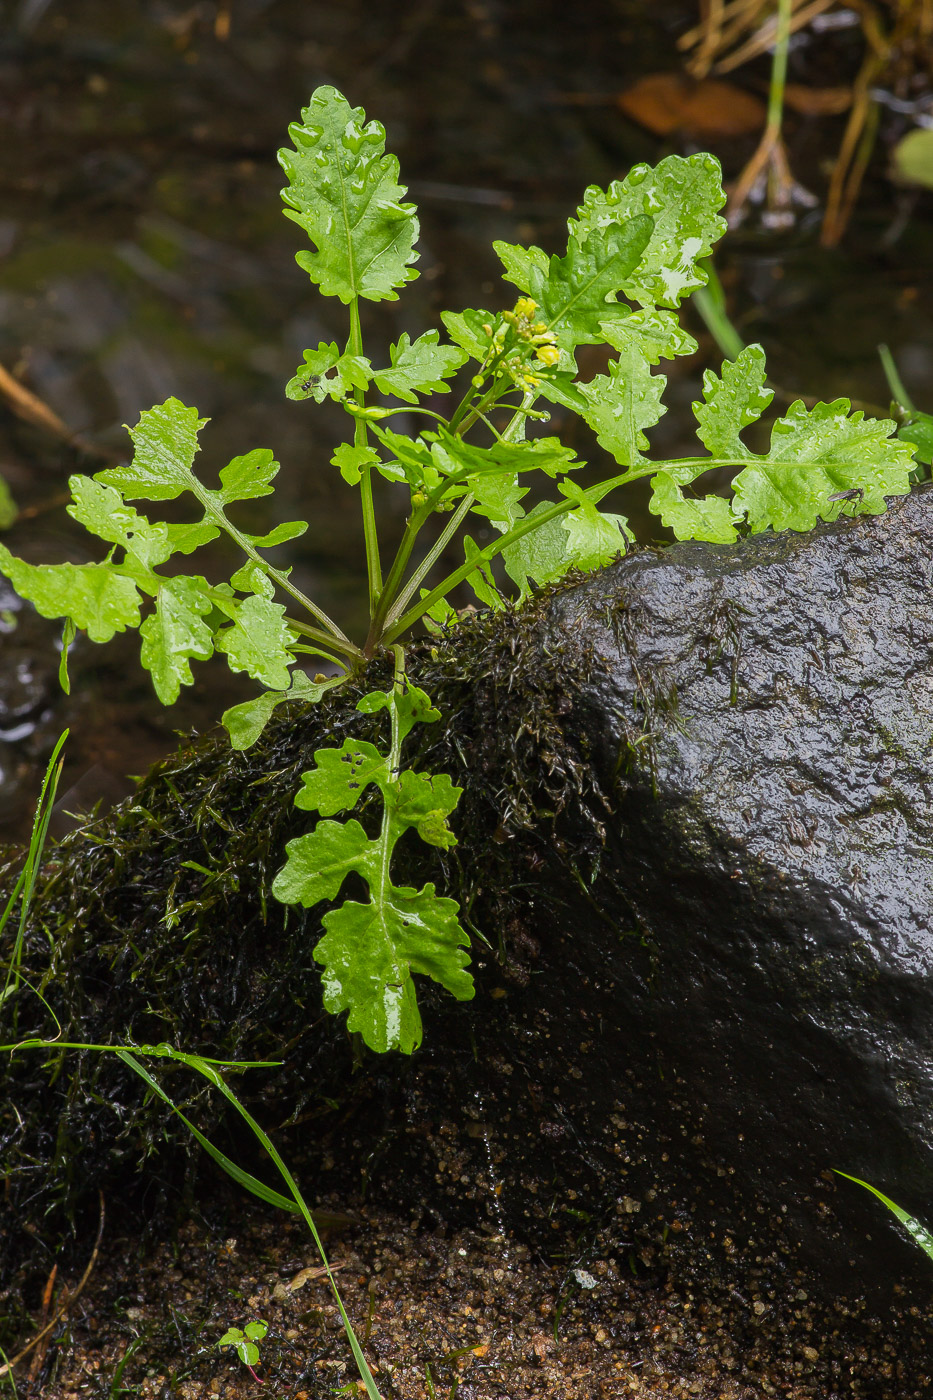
top-left (4, 491), bottom-right (933, 1387)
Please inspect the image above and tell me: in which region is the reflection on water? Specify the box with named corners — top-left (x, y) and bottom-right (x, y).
top-left (1, 0), bottom-right (931, 838)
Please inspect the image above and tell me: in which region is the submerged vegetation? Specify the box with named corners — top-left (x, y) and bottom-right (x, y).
top-left (0, 85), bottom-right (926, 1055)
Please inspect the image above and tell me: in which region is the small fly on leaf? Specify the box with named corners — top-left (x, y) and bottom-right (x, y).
top-left (827, 488), bottom-right (864, 503)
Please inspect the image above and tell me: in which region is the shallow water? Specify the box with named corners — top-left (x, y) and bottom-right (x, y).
top-left (1, 0), bottom-right (931, 838)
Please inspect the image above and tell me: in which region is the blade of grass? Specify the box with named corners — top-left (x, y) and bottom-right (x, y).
top-left (165, 1048), bottom-right (384, 1399)
top-left (0, 731), bottom-right (68, 1023)
top-left (878, 344), bottom-right (916, 415)
top-left (4, 1038), bottom-right (384, 1398)
top-left (834, 1170), bottom-right (933, 1261)
top-left (115, 1050), bottom-right (300, 1215)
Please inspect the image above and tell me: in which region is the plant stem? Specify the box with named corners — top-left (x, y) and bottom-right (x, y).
top-left (382, 491), bottom-right (583, 642)
top-left (500, 388), bottom-right (538, 442)
top-left (383, 494), bottom-right (475, 629)
top-left (365, 461), bottom-right (485, 652)
top-left (456, 376), bottom-right (514, 437)
top-left (188, 483), bottom-right (356, 649)
top-left (878, 344), bottom-right (916, 414)
top-left (282, 616), bottom-right (360, 663)
top-left (767, 0), bottom-right (792, 139)
top-left (447, 341), bottom-right (512, 435)
top-left (364, 502), bottom-right (433, 655)
top-left (726, 0), bottom-right (793, 220)
top-left (349, 297), bottom-right (383, 615)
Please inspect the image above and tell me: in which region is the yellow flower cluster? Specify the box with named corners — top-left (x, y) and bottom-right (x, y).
top-left (486, 297), bottom-right (560, 389)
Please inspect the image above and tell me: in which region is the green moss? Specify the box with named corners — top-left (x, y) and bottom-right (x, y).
top-left (0, 588), bottom-right (604, 1325)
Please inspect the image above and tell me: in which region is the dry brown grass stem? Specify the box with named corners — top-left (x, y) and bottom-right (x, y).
top-left (0, 1193), bottom-right (105, 1381)
top-left (682, 0), bottom-right (933, 242)
top-left (680, 0), bottom-right (836, 74)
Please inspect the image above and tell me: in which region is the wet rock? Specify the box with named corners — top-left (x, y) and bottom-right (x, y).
top-left (465, 482), bottom-right (933, 1301)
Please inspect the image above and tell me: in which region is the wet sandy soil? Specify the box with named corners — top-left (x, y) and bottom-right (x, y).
top-left (24, 1200), bottom-right (905, 1400)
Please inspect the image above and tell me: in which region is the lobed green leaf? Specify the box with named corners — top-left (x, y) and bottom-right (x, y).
top-left (393, 768), bottom-right (461, 847)
top-left (68, 476), bottom-right (174, 569)
top-left (494, 214), bottom-right (654, 354)
top-left (213, 594), bottom-right (297, 689)
top-left (164, 519), bottom-right (221, 553)
top-left (357, 681), bottom-right (440, 741)
top-left (332, 442), bottom-right (380, 486)
top-left (279, 86), bottom-right (420, 304)
top-left (649, 468), bottom-right (738, 543)
top-left (558, 479), bottom-right (631, 569)
top-left (439, 308), bottom-right (495, 361)
top-left (574, 154), bottom-right (727, 309)
top-left (732, 400), bottom-right (915, 534)
top-left (693, 344), bottom-right (772, 459)
top-left (216, 449), bottom-right (281, 503)
top-left (501, 502), bottom-right (573, 596)
top-left (222, 672), bottom-right (327, 751)
top-left (295, 740), bottom-right (389, 816)
top-left (272, 817), bottom-right (373, 907)
top-left (316, 883), bottom-right (471, 1055)
top-left (229, 559), bottom-right (275, 599)
top-left (473, 474), bottom-right (527, 529)
top-left (98, 398), bottom-right (206, 502)
top-left (139, 575), bottom-right (214, 704)
top-left (602, 307), bottom-right (698, 364)
top-left (576, 348), bottom-right (666, 469)
top-left (373, 331), bottom-right (466, 403)
top-left (286, 344), bottom-right (372, 403)
top-left (0, 547), bottom-right (141, 642)
top-left (274, 674), bottom-right (471, 1053)
top-left (433, 430), bottom-right (580, 481)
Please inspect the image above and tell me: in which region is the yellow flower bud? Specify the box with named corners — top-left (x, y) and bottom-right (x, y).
top-left (535, 344), bottom-right (560, 367)
top-left (514, 296), bottom-right (537, 319)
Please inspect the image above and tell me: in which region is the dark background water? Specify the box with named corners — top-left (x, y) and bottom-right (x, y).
top-left (1, 0), bottom-right (931, 839)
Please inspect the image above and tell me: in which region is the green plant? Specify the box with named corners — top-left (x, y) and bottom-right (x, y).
top-left (0, 730), bottom-right (67, 1032)
top-left (0, 85), bottom-right (925, 1053)
top-left (835, 1171), bottom-right (933, 1263)
top-left (217, 1318), bottom-right (268, 1383)
top-left (878, 343), bottom-right (933, 470)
